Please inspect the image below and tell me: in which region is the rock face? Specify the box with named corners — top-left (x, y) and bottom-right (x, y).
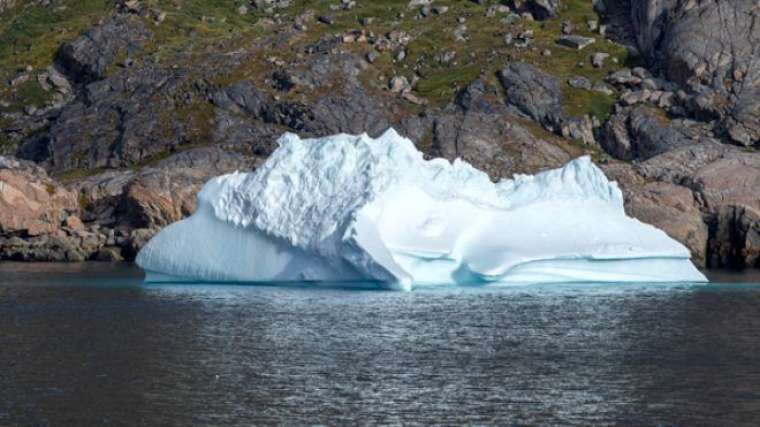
top-left (603, 106), bottom-right (716, 160)
top-left (604, 162), bottom-right (709, 268)
top-left (0, 156), bottom-right (78, 237)
top-left (119, 147), bottom-right (253, 229)
top-left (635, 144), bottom-right (760, 268)
top-left (631, 0), bottom-right (760, 146)
top-left (0, 156), bottom-right (104, 262)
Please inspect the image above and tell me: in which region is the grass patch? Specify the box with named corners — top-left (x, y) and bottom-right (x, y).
top-left (55, 167), bottom-right (107, 184)
top-left (0, 0), bottom-right (114, 72)
top-left (563, 86), bottom-right (616, 121)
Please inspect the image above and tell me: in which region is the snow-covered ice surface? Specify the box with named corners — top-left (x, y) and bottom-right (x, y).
top-left (136, 129), bottom-right (707, 290)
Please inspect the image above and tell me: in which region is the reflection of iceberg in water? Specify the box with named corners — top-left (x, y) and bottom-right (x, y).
top-left (136, 129), bottom-right (707, 291)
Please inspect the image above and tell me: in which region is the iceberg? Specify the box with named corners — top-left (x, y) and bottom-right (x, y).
top-left (136, 129), bottom-right (707, 290)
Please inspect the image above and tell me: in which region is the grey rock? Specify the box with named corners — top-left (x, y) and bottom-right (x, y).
top-left (591, 52), bottom-right (609, 68)
top-left (557, 35), bottom-right (596, 50)
top-left (592, 82), bottom-right (614, 96)
top-left (499, 62), bottom-right (563, 130)
top-left (606, 68), bottom-right (641, 86)
top-left (602, 106), bottom-right (715, 161)
top-left (632, 0), bottom-right (760, 146)
top-left (432, 79), bottom-right (572, 179)
top-left (620, 89), bottom-right (651, 106)
top-left (568, 76), bottom-right (592, 90)
top-left (57, 15), bottom-right (152, 83)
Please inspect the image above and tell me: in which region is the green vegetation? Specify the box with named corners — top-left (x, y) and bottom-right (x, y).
top-left (563, 86), bottom-right (616, 122)
top-left (56, 167), bottom-right (106, 184)
top-left (0, 0), bottom-right (114, 72)
top-left (77, 192), bottom-right (93, 211)
top-left (0, 0), bottom-right (636, 167)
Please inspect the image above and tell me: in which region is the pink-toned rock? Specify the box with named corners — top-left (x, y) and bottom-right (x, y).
top-left (64, 215), bottom-right (85, 231)
top-left (0, 156), bottom-right (79, 237)
top-left (625, 181), bottom-right (708, 267)
top-left (692, 152), bottom-right (760, 212)
top-left (604, 162), bottom-right (708, 267)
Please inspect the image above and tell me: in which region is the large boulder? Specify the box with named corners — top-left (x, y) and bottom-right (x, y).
top-left (499, 63), bottom-right (564, 130)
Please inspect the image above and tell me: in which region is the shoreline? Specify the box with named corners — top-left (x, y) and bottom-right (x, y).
top-left (1, 261), bottom-right (759, 284)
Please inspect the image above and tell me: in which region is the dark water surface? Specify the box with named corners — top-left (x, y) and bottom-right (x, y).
top-left (2, 263), bottom-right (760, 426)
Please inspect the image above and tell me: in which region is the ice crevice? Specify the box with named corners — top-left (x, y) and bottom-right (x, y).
top-left (136, 128), bottom-right (707, 290)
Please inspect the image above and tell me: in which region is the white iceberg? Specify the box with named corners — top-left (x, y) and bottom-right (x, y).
top-left (136, 129), bottom-right (707, 290)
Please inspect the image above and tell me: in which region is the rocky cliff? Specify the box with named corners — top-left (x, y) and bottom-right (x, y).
top-left (0, 0), bottom-right (758, 269)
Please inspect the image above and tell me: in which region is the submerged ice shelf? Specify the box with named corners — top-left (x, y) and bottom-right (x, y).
top-left (136, 129), bottom-right (707, 290)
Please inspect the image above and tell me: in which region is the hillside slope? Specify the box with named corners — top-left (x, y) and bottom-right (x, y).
top-left (0, 0), bottom-right (758, 269)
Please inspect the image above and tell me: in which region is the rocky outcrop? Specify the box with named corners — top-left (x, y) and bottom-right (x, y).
top-left (604, 162), bottom-right (708, 267)
top-left (431, 79), bottom-right (572, 179)
top-left (18, 62), bottom-right (212, 172)
top-left (0, 156), bottom-right (107, 262)
top-left (118, 147), bottom-right (253, 229)
top-left (499, 62), bottom-right (596, 144)
top-left (603, 106), bottom-right (717, 160)
top-left (499, 63), bottom-right (563, 130)
top-left (631, 0), bottom-right (760, 146)
top-left (0, 156), bottom-right (78, 237)
top-left (57, 14), bottom-right (152, 84)
top-left (633, 144), bottom-right (760, 268)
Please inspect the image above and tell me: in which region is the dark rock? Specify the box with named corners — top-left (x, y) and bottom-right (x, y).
top-left (317, 15), bottom-right (335, 25)
top-left (124, 228), bottom-right (156, 260)
top-left (509, 0), bottom-right (561, 20)
top-left (709, 206), bottom-right (760, 268)
top-left (95, 246), bottom-right (125, 262)
top-left (602, 106), bottom-right (715, 161)
top-left (20, 62), bottom-right (215, 172)
top-left (499, 63), bottom-right (563, 130)
top-left (631, 0), bottom-right (760, 146)
top-left (57, 15), bottom-right (152, 84)
top-left (499, 62), bottom-right (596, 144)
top-left (431, 79), bottom-right (572, 179)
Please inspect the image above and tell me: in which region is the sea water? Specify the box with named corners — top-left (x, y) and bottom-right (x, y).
top-left (1, 262), bottom-right (759, 425)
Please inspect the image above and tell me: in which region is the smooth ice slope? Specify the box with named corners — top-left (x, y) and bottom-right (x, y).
top-left (136, 129), bottom-right (707, 290)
